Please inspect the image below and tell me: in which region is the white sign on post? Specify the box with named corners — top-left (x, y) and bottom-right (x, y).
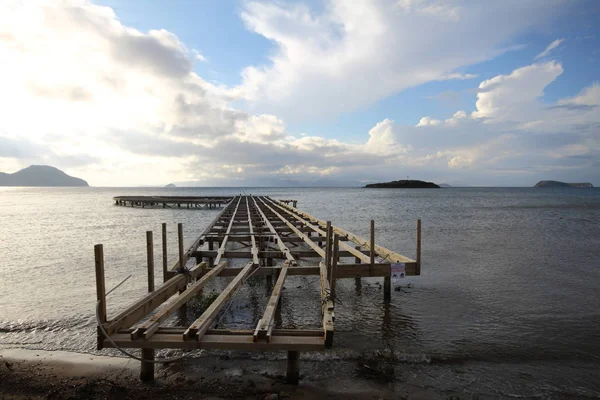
top-left (391, 262), bottom-right (406, 283)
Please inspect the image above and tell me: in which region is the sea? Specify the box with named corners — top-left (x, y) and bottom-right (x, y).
top-left (1, 187), bottom-right (599, 398)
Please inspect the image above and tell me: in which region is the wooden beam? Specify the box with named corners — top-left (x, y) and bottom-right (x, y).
top-left (245, 196), bottom-right (259, 266)
top-left (104, 263), bottom-right (205, 335)
top-left (131, 261), bottom-right (227, 340)
top-left (258, 197), bottom-right (325, 258)
top-left (184, 262), bottom-right (255, 341)
top-left (254, 266), bottom-right (288, 342)
top-left (251, 196), bottom-right (296, 265)
top-left (105, 333), bottom-right (324, 351)
top-left (214, 196), bottom-right (242, 265)
top-left (271, 198), bottom-right (416, 265)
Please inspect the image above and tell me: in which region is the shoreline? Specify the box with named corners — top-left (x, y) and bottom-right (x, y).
top-left (0, 348), bottom-right (446, 399)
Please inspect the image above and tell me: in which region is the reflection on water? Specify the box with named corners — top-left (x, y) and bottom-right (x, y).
top-left (1, 186), bottom-right (600, 397)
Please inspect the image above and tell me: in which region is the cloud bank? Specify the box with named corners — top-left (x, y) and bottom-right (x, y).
top-left (0, 0), bottom-right (597, 186)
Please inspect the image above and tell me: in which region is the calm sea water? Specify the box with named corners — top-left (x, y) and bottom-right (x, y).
top-left (1, 187), bottom-right (600, 397)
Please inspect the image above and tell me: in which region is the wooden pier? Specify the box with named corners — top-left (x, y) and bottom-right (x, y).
top-left (95, 195), bottom-right (421, 383)
top-left (114, 196), bottom-right (233, 209)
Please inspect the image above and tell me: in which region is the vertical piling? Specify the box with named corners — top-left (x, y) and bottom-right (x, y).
top-left (416, 219), bottom-right (422, 275)
top-left (146, 231), bottom-right (155, 292)
top-left (354, 245), bottom-right (362, 289)
top-left (286, 351), bottom-right (299, 384)
top-left (325, 221), bottom-right (332, 270)
top-left (161, 223), bottom-right (168, 282)
top-left (178, 223), bottom-right (185, 271)
top-left (141, 233), bottom-right (156, 382)
top-left (370, 220), bottom-right (375, 273)
top-left (94, 244), bottom-right (106, 350)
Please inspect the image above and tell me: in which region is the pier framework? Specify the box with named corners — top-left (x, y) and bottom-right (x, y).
top-left (95, 196), bottom-right (421, 383)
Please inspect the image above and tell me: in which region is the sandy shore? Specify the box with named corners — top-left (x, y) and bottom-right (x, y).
top-left (0, 348), bottom-right (449, 399)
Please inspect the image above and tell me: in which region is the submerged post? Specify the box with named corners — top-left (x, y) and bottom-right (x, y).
top-left (178, 223), bottom-right (184, 271)
top-left (286, 351), bottom-right (299, 384)
top-left (161, 223), bottom-right (168, 282)
top-left (146, 231), bottom-right (155, 292)
top-left (94, 244), bottom-right (106, 350)
top-left (370, 220), bottom-right (375, 272)
top-left (416, 219), bottom-right (422, 275)
top-left (141, 234), bottom-right (156, 381)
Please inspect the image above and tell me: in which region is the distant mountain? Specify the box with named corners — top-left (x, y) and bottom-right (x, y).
top-left (439, 183), bottom-right (453, 188)
top-left (364, 179), bottom-right (440, 189)
top-left (165, 183), bottom-right (176, 188)
top-left (0, 165), bottom-right (88, 187)
top-left (534, 180), bottom-right (593, 188)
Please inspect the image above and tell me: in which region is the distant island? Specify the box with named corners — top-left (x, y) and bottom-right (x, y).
top-left (0, 165), bottom-right (89, 187)
top-left (439, 183), bottom-right (453, 188)
top-left (534, 180), bottom-right (593, 188)
top-left (165, 183), bottom-right (177, 188)
top-left (364, 179), bottom-right (440, 189)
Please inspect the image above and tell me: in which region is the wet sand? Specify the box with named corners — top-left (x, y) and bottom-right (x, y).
top-left (0, 349), bottom-right (453, 399)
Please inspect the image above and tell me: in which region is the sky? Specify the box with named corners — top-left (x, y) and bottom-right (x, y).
top-left (0, 0), bottom-right (599, 187)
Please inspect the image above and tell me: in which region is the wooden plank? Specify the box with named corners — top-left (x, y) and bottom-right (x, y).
top-left (214, 196), bottom-right (242, 265)
top-left (245, 196), bottom-right (259, 266)
top-left (202, 264), bottom-right (393, 278)
top-left (254, 266), bottom-right (288, 342)
top-left (104, 263), bottom-right (205, 335)
top-left (105, 333), bottom-right (324, 351)
top-left (183, 262), bottom-right (255, 341)
top-left (167, 198), bottom-right (235, 271)
top-left (258, 197), bottom-right (325, 258)
top-left (271, 198), bottom-right (416, 265)
top-left (131, 261), bottom-right (228, 340)
top-left (265, 199), bottom-right (372, 266)
top-left (141, 328), bottom-right (324, 337)
top-left (251, 196), bottom-right (296, 265)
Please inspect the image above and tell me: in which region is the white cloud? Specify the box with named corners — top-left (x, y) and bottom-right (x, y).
top-left (237, 0), bottom-right (567, 119)
top-left (471, 61), bottom-right (563, 121)
top-left (535, 38), bottom-right (565, 60)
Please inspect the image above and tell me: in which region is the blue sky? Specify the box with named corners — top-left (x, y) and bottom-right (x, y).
top-left (0, 0), bottom-right (599, 186)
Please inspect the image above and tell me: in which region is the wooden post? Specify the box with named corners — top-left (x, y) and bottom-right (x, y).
top-left (286, 351), bottom-right (299, 384)
top-left (178, 223), bottom-right (185, 271)
top-left (161, 223), bottom-right (168, 282)
top-left (324, 221), bottom-right (332, 269)
top-left (330, 235), bottom-right (339, 298)
top-left (354, 245), bottom-right (361, 288)
top-left (141, 235), bottom-right (156, 382)
top-left (370, 220), bottom-right (375, 273)
top-left (94, 244), bottom-right (106, 350)
top-left (416, 218), bottom-right (422, 275)
top-left (146, 231), bottom-right (155, 292)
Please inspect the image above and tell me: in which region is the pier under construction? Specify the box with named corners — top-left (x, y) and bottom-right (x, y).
top-left (94, 195), bottom-right (421, 383)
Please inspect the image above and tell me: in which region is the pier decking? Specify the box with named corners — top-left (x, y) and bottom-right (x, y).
top-left (95, 195), bottom-right (421, 383)
top-left (114, 195), bottom-right (233, 209)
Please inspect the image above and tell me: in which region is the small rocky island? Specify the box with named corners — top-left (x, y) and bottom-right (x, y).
top-left (534, 180), bottom-right (593, 188)
top-left (364, 179), bottom-right (440, 189)
top-left (165, 183), bottom-right (177, 188)
top-left (0, 165), bottom-right (88, 187)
